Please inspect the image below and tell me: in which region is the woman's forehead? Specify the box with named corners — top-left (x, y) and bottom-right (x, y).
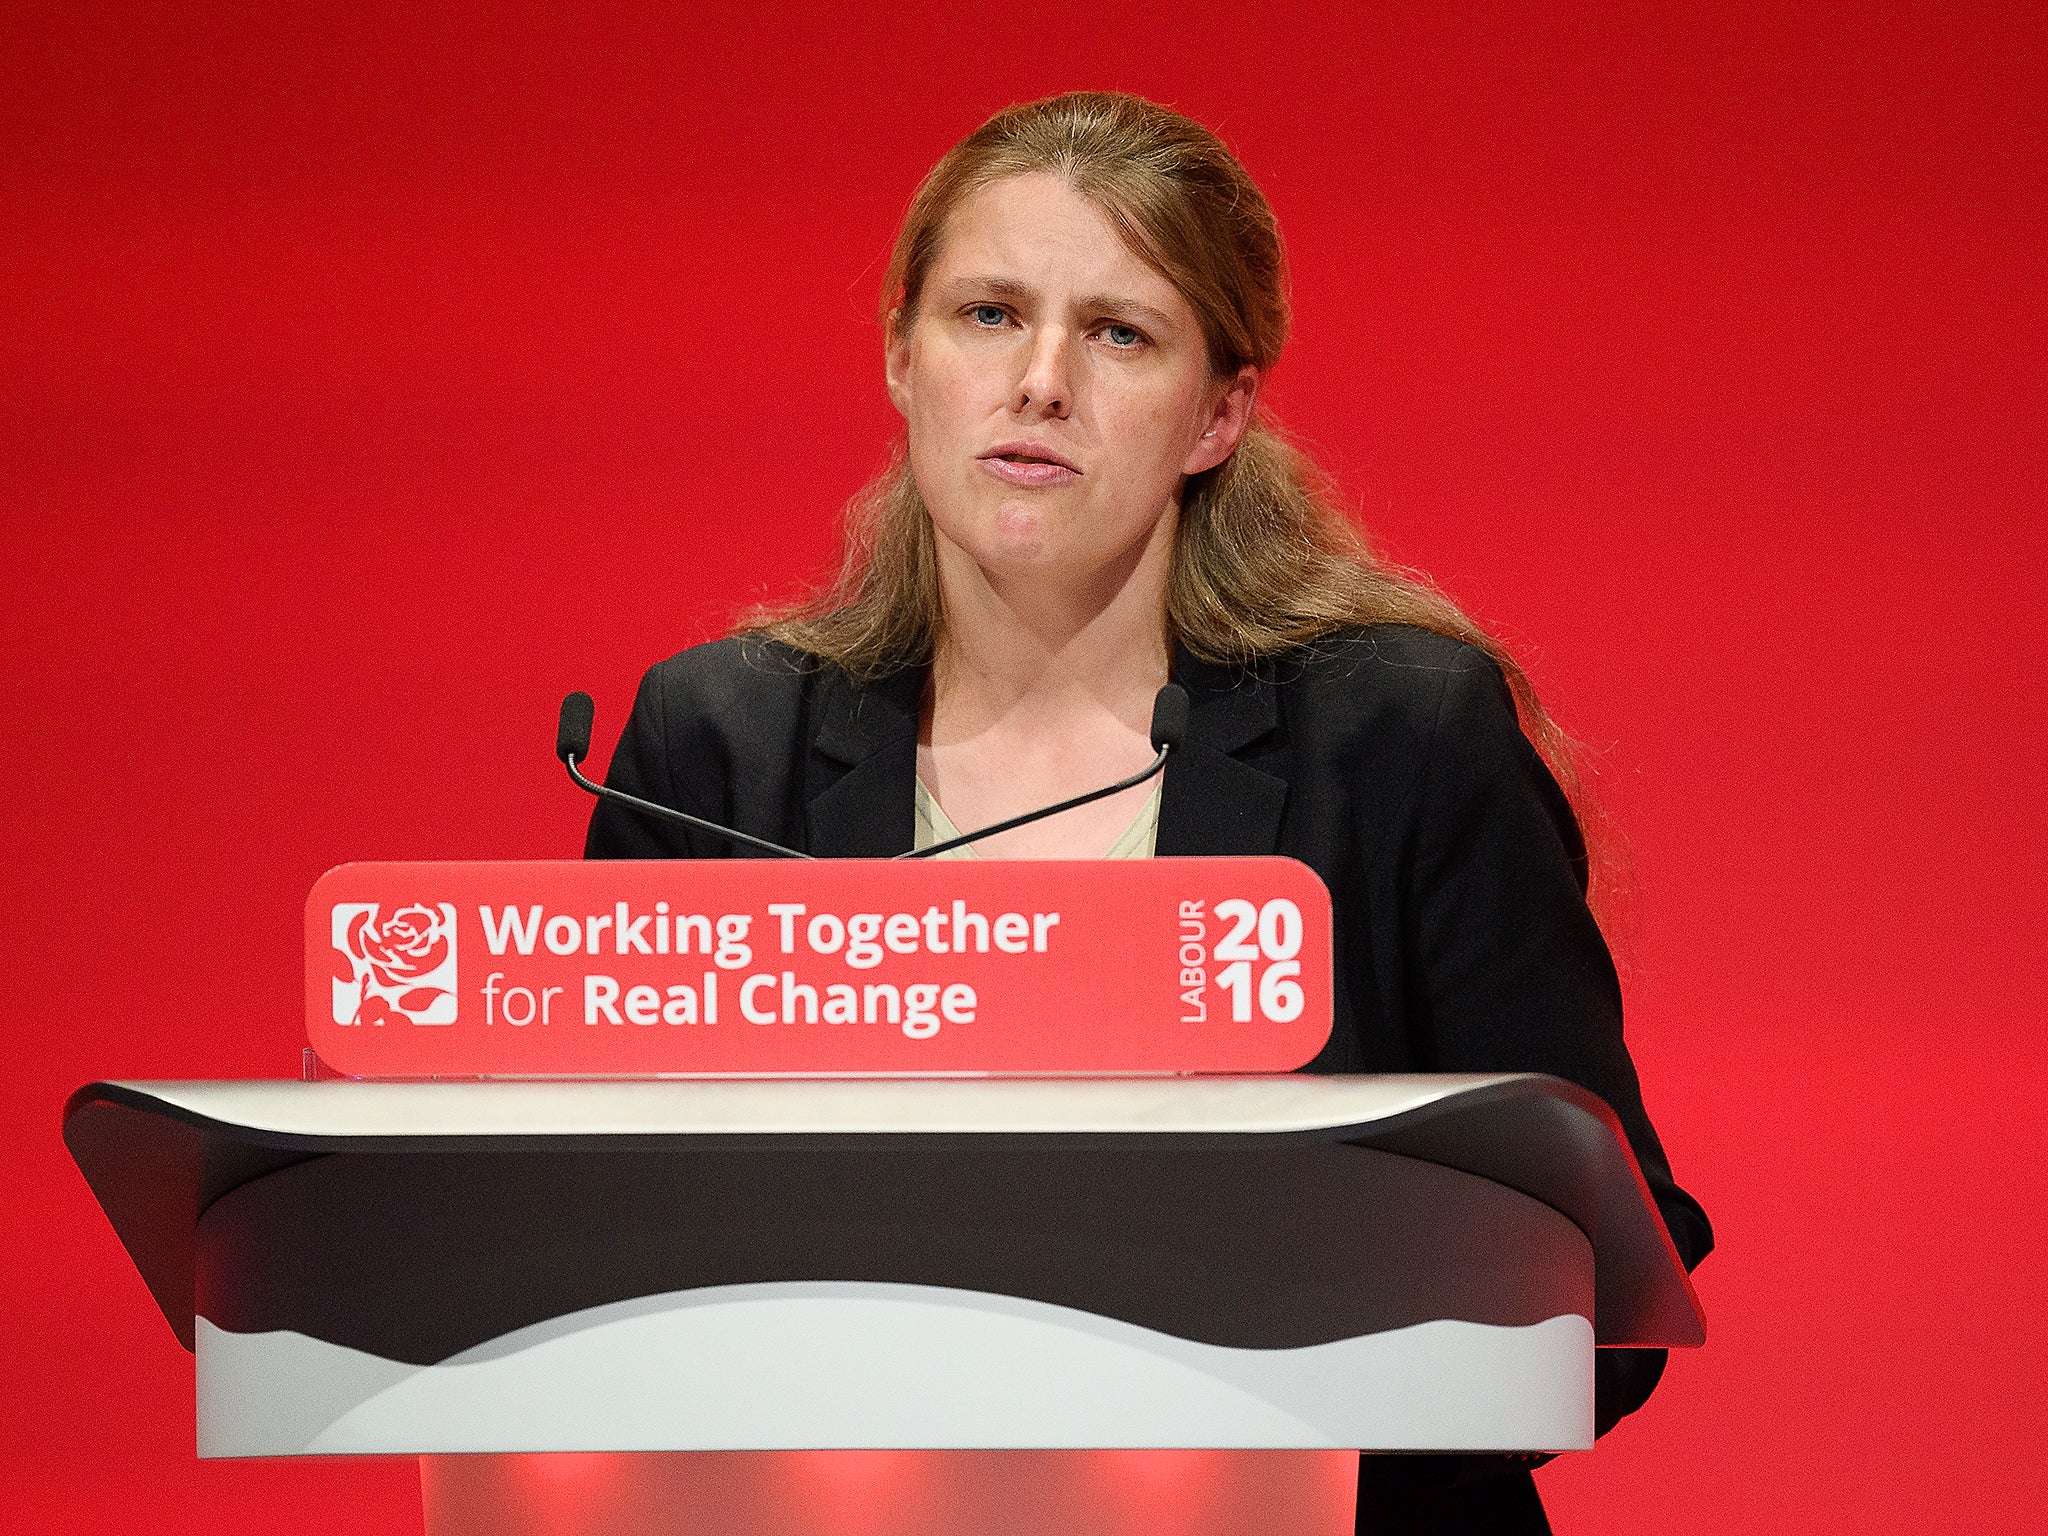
top-left (924, 173), bottom-right (1191, 319)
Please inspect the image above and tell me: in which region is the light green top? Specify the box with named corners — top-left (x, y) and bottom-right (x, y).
top-left (914, 777), bottom-right (1161, 859)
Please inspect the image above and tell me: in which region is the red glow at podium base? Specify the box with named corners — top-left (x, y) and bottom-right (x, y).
top-left (419, 1449), bottom-right (1359, 1535)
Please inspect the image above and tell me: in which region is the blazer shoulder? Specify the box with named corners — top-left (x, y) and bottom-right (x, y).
top-left (621, 634), bottom-right (833, 793)
top-left (590, 636), bottom-right (829, 858)
top-left (1279, 623), bottom-right (1510, 721)
top-left (639, 633), bottom-right (823, 715)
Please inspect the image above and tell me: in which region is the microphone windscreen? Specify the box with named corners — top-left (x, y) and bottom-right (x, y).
top-left (1149, 684), bottom-right (1191, 754)
top-left (556, 691), bottom-right (596, 765)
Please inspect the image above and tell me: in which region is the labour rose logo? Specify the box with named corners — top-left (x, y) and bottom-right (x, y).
top-left (331, 902), bottom-right (459, 1025)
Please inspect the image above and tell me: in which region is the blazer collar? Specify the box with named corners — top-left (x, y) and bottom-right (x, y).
top-left (1156, 645), bottom-right (1288, 856)
top-left (1169, 645), bottom-right (1279, 756)
top-left (804, 644), bottom-right (1288, 858)
top-left (813, 660), bottom-right (923, 768)
top-left (807, 661), bottom-right (924, 857)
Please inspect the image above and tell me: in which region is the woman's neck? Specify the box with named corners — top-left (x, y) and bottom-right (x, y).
top-left (928, 518), bottom-right (1174, 733)
top-left (918, 514), bottom-right (1174, 857)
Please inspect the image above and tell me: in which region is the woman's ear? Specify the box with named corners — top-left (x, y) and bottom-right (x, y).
top-left (1183, 365), bottom-right (1260, 475)
top-left (884, 306), bottom-right (913, 420)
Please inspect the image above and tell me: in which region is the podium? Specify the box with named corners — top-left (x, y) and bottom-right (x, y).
top-left (66, 1072), bottom-right (1703, 1534)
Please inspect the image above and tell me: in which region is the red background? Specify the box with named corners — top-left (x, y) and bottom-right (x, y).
top-left (5, 2), bottom-right (2044, 1530)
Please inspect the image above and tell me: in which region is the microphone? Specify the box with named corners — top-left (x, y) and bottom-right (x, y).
top-left (899, 683), bottom-right (1190, 860)
top-left (555, 690), bottom-right (595, 768)
top-left (557, 692), bottom-right (814, 859)
top-left (1149, 682), bottom-right (1190, 756)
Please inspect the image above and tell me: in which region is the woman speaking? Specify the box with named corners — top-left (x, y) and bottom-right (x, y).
top-left (587, 90), bottom-right (1711, 1534)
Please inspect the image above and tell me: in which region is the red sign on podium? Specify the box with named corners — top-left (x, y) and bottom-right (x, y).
top-left (307, 858), bottom-right (1333, 1077)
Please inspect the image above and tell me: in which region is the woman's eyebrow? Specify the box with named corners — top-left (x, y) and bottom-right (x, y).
top-left (1078, 293), bottom-right (1176, 331)
top-left (939, 275), bottom-right (1035, 304)
top-left (939, 275), bottom-right (1177, 332)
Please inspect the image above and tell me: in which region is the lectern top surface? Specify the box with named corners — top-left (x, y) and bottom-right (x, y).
top-left (79, 1073), bottom-right (1518, 1140)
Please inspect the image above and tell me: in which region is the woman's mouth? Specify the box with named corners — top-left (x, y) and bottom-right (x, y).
top-left (978, 446), bottom-right (1080, 488)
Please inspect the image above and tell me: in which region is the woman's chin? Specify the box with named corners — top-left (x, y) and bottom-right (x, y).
top-left (933, 500), bottom-right (1162, 595)
top-left (991, 499), bottom-right (1060, 546)
top-left (939, 510), bottom-right (1058, 575)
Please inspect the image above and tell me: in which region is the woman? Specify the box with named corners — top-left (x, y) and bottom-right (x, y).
top-left (588, 90), bottom-right (1710, 1533)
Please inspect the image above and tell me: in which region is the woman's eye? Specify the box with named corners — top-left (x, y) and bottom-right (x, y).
top-left (1102, 323), bottom-right (1143, 348)
top-left (969, 304), bottom-right (1007, 327)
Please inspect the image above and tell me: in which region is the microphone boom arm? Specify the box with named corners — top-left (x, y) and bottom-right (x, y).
top-left (564, 752), bottom-right (817, 860)
top-left (896, 744), bottom-right (1171, 860)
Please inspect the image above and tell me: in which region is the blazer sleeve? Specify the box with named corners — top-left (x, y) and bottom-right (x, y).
top-left (1399, 653), bottom-right (1713, 1432)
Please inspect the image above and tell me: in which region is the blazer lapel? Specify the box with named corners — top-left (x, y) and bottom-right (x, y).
top-left (805, 663), bottom-right (924, 857)
top-left (1155, 646), bottom-right (1289, 857)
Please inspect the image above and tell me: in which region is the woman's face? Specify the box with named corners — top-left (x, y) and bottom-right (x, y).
top-left (886, 173), bottom-right (1256, 597)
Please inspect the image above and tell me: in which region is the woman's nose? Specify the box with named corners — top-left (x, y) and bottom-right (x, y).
top-left (1013, 327), bottom-right (1073, 418)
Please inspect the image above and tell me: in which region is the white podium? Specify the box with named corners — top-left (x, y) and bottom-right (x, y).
top-left (66, 1073), bottom-right (1702, 1534)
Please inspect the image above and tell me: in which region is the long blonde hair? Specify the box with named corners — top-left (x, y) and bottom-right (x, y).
top-left (747, 91), bottom-right (1609, 897)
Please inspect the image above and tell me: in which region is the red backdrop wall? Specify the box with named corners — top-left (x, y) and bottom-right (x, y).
top-left (5, 2), bottom-right (2044, 1530)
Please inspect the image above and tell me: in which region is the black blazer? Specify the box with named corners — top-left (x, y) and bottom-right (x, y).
top-left (586, 622), bottom-right (1712, 1525)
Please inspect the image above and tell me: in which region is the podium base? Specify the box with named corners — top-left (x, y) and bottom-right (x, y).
top-left (419, 1450), bottom-right (1359, 1535)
